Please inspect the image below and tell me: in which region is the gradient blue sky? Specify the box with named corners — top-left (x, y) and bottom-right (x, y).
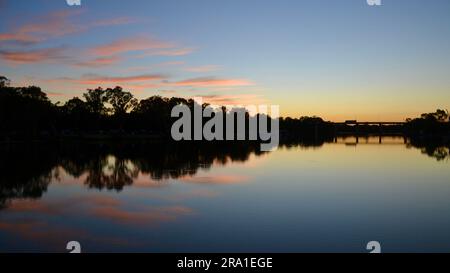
top-left (1, 0), bottom-right (449, 121)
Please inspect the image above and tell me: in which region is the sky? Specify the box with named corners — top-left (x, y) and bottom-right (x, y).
top-left (0, 0), bottom-right (449, 121)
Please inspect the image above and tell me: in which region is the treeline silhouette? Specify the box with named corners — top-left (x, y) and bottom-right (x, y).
top-left (0, 76), bottom-right (346, 141)
top-left (0, 76), bottom-right (181, 139)
top-left (404, 109), bottom-right (450, 138)
top-left (0, 75), bottom-right (449, 141)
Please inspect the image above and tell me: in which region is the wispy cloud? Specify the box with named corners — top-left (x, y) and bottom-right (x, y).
top-left (159, 89), bottom-right (178, 95)
top-left (0, 10), bottom-right (137, 66)
top-left (5, 195), bottom-right (193, 226)
top-left (174, 77), bottom-right (253, 87)
top-left (0, 10), bottom-right (82, 45)
top-left (90, 36), bottom-right (194, 59)
top-left (159, 61), bottom-right (185, 66)
top-left (146, 47), bottom-right (195, 57)
top-left (0, 46), bottom-right (68, 64)
top-left (46, 74), bottom-right (257, 94)
top-left (118, 61), bottom-right (185, 73)
top-left (92, 205), bottom-right (193, 225)
top-left (78, 36), bottom-right (192, 68)
top-left (74, 56), bottom-right (122, 68)
top-left (74, 74), bottom-right (168, 85)
top-left (199, 94), bottom-right (266, 105)
top-left (0, 10), bottom-right (135, 45)
top-left (180, 175), bottom-right (250, 185)
top-left (185, 65), bottom-right (221, 73)
top-left (46, 74), bottom-right (167, 93)
top-left (0, 195), bottom-right (190, 248)
top-left (90, 36), bottom-right (172, 56)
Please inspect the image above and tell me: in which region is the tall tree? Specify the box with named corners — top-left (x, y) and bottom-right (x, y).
top-left (0, 76), bottom-right (10, 88)
top-left (17, 86), bottom-right (49, 101)
top-left (106, 86), bottom-right (138, 115)
top-left (83, 87), bottom-right (108, 115)
top-left (421, 109), bottom-right (449, 122)
top-left (64, 97), bottom-right (89, 113)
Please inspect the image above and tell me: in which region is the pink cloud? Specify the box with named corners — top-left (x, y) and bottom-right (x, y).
top-left (0, 46), bottom-right (68, 64)
top-left (159, 89), bottom-right (178, 95)
top-left (91, 37), bottom-right (173, 56)
top-left (0, 219), bottom-right (144, 250)
top-left (180, 175), bottom-right (250, 185)
top-left (74, 56), bottom-right (122, 68)
top-left (118, 61), bottom-right (185, 73)
top-left (185, 65), bottom-right (221, 73)
top-left (0, 220), bottom-right (89, 250)
top-left (91, 205), bottom-right (194, 225)
top-left (0, 10), bottom-right (136, 66)
top-left (0, 32), bottom-right (40, 45)
top-left (148, 47), bottom-right (195, 56)
top-left (46, 92), bottom-right (65, 97)
top-left (0, 10), bottom-right (83, 45)
top-left (159, 61), bottom-right (185, 66)
top-left (0, 10), bottom-right (134, 45)
top-left (76, 74), bottom-right (167, 85)
top-left (4, 195), bottom-right (193, 226)
top-left (122, 83), bottom-right (165, 91)
top-left (8, 200), bottom-right (64, 215)
top-left (78, 37), bottom-right (166, 68)
top-left (200, 94), bottom-right (267, 105)
top-left (46, 74), bottom-right (167, 91)
top-left (46, 74), bottom-right (257, 94)
top-left (175, 77), bottom-right (253, 87)
top-left (83, 37), bottom-right (193, 66)
top-left (0, 10), bottom-right (190, 69)
top-left (0, 195), bottom-right (193, 249)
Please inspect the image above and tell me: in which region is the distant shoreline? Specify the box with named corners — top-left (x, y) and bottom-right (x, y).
top-left (0, 132), bottom-right (448, 146)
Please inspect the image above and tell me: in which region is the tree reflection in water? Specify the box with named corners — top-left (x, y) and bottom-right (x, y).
top-left (0, 139), bottom-right (448, 209)
top-left (408, 140), bottom-right (450, 162)
top-left (0, 141), bottom-right (265, 208)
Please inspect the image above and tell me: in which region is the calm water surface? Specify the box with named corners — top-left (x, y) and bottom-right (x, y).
top-left (0, 137), bottom-right (449, 252)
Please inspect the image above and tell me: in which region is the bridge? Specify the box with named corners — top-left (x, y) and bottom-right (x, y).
top-left (298, 120), bottom-right (407, 143)
top-left (335, 135), bottom-right (409, 145)
top-left (331, 120), bottom-right (406, 143)
top-left (333, 120), bottom-right (405, 126)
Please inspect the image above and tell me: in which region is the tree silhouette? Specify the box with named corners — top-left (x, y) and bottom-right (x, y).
top-left (16, 86), bottom-right (49, 101)
top-left (420, 109), bottom-right (449, 122)
top-left (0, 79), bottom-right (56, 138)
top-left (64, 97), bottom-right (89, 114)
top-left (0, 75), bottom-right (10, 87)
top-left (83, 87), bottom-right (109, 115)
top-left (106, 86), bottom-right (138, 116)
top-left (405, 109), bottom-right (450, 137)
